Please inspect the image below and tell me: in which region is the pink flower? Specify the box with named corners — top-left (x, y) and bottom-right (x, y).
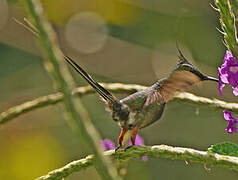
top-left (129, 135), bottom-right (148, 161)
top-left (224, 110), bottom-right (238, 134)
top-left (218, 50), bottom-right (238, 96)
top-left (101, 139), bottom-right (115, 150)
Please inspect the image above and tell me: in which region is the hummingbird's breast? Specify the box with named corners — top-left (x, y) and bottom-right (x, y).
top-left (137, 102), bottom-right (166, 128)
top-left (119, 82), bottom-right (166, 129)
top-left (124, 102), bottom-right (166, 129)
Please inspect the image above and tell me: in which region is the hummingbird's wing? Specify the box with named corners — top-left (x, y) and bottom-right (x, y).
top-left (146, 70), bottom-right (201, 106)
top-left (144, 53), bottom-right (218, 107)
top-left (65, 56), bottom-right (117, 104)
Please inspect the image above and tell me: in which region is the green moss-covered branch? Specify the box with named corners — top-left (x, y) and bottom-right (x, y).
top-left (35, 145), bottom-right (238, 180)
top-left (1, 82), bottom-right (238, 125)
top-left (20, 0), bottom-right (119, 179)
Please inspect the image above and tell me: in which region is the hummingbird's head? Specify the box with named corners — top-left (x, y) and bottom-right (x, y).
top-left (111, 102), bottom-right (130, 126)
top-left (175, 44), bottom-right (214, 81)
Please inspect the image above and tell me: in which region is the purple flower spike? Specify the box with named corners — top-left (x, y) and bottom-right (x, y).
top-left (129, 134), bottom-right (144, 146)
top-left (224, 110), bottom-right (238, 134)
top-left (101, 139), bottom-right (115, 150)
top-left (129, 135), bottom-right (148, 161)
top-left (218, 50), bottom-right (238, 96)
top-left (141, 156), bottom-right (148, 161)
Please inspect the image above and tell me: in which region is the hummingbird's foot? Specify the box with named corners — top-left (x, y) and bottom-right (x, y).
top-left (115, 145), bottom-right (122, 152)
top-left (124, 145), bottom-right (134, 151)
top-left (115, 128), bottom-right (127, 152)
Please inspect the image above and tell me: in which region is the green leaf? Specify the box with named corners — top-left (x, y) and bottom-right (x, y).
top-left (208, 142), bottom-right (238, 157)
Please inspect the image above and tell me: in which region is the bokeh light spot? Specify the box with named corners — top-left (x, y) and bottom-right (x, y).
top-left (65, 12), bottom-right (108, 54)
top-left (0, 133), bottom-right (65, 180)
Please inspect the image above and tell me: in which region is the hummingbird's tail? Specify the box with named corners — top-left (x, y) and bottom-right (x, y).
top-left (14, 18), bottom-right (118, 104)
top-left (64, 56), bottom-right (118, 103)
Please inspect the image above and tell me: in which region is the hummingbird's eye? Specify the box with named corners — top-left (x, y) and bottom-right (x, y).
top-left (113, 103), bottom-right (121, 111)
top-left (113, 117), bottom-right (119, 121)
top-left (128, 124), bottom-right (134, 129)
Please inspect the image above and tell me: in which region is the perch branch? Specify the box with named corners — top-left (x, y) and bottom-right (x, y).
top-left (35, 144), bottom-right (238, 180)
top-left (1, 83), bottom-right (238, 125)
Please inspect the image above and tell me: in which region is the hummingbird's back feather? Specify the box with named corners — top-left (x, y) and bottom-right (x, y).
top-left (120, 81), bottom-right (161, 110)
top-left (120, 81), bottom-right (166, 129)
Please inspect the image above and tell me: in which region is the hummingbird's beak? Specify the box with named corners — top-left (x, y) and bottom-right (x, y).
top-left (203, 76), bottom-right (219, 82)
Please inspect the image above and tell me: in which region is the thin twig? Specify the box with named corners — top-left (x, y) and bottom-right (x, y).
top-left (35, 144), bottom-right (238, 180)
top-left (1, 82), bottom-right (237, 126)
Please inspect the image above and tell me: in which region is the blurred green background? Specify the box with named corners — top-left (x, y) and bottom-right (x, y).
top-left (1, 0), bottom-right (238, 179)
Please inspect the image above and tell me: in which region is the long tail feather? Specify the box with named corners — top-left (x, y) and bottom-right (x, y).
top-left (64, 56), bottom-right (117, 103)
top-left (14, 18), bottom-right (117, 103)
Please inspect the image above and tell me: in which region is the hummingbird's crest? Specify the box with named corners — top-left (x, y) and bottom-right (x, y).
top-left (176, 41), bottom-right (188, 64)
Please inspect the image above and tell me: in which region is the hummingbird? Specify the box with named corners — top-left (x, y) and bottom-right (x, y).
top-left (14, 18), bottom-right (218, 149)
top-left (64, 47), bottom-right (218, 150)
